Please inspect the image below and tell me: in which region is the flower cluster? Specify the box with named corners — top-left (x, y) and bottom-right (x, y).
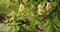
top-left (38, 4), bottom-right (44, 15)
top-left (23, 0), bottom-right (28, 3)
top-left (19, 4), bottom-right (25, 13)
top-left (46, 2), bottom-right (52, 11)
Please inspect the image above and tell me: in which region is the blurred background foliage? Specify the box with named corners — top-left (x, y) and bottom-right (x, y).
top-left (0, 0), bottom-right (60, 32)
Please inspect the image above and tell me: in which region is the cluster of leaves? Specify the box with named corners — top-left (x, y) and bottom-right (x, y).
top-left (0, 0), bottom-right (60, 32)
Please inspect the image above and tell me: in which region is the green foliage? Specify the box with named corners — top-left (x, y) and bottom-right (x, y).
top-left (0, 0), bottom-right (60, 32)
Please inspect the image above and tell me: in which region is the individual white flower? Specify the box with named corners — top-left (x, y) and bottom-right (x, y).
top-left (46, 2), bottom-right (52, 10)
top-left (19, 4), bottom-right (24, 12)
top-left (38, 4), bottom-right (44, 15)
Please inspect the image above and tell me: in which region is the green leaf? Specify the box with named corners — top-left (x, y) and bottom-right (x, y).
top-left (40, 2), bottom-right (46, 8)
top-left (53, 15), bottom-right (60, 28)
top-left (7, 26), bottom-right (13, 32)
top-left (7, 26), bottom-right (19, 32)
top-left (30, 19), bottom-right (40, 32)
top-left (44, 20), bottom-right (56, 32)
top-left (0, 25), bottom-right (6, 30)
top-left (52, 0), bottom-right (58, 7)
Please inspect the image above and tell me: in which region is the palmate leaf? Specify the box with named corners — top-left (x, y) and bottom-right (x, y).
top-left (53, 15), bottom-right (60, 29)
top-left (51, 0), bottom-right (58, 7)
top-left (7, 26), bottom-right (20, 32)
top-left (44, 20), bottom-right (56, 32)
top-left (30, 19), bottom-right (40, 32)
